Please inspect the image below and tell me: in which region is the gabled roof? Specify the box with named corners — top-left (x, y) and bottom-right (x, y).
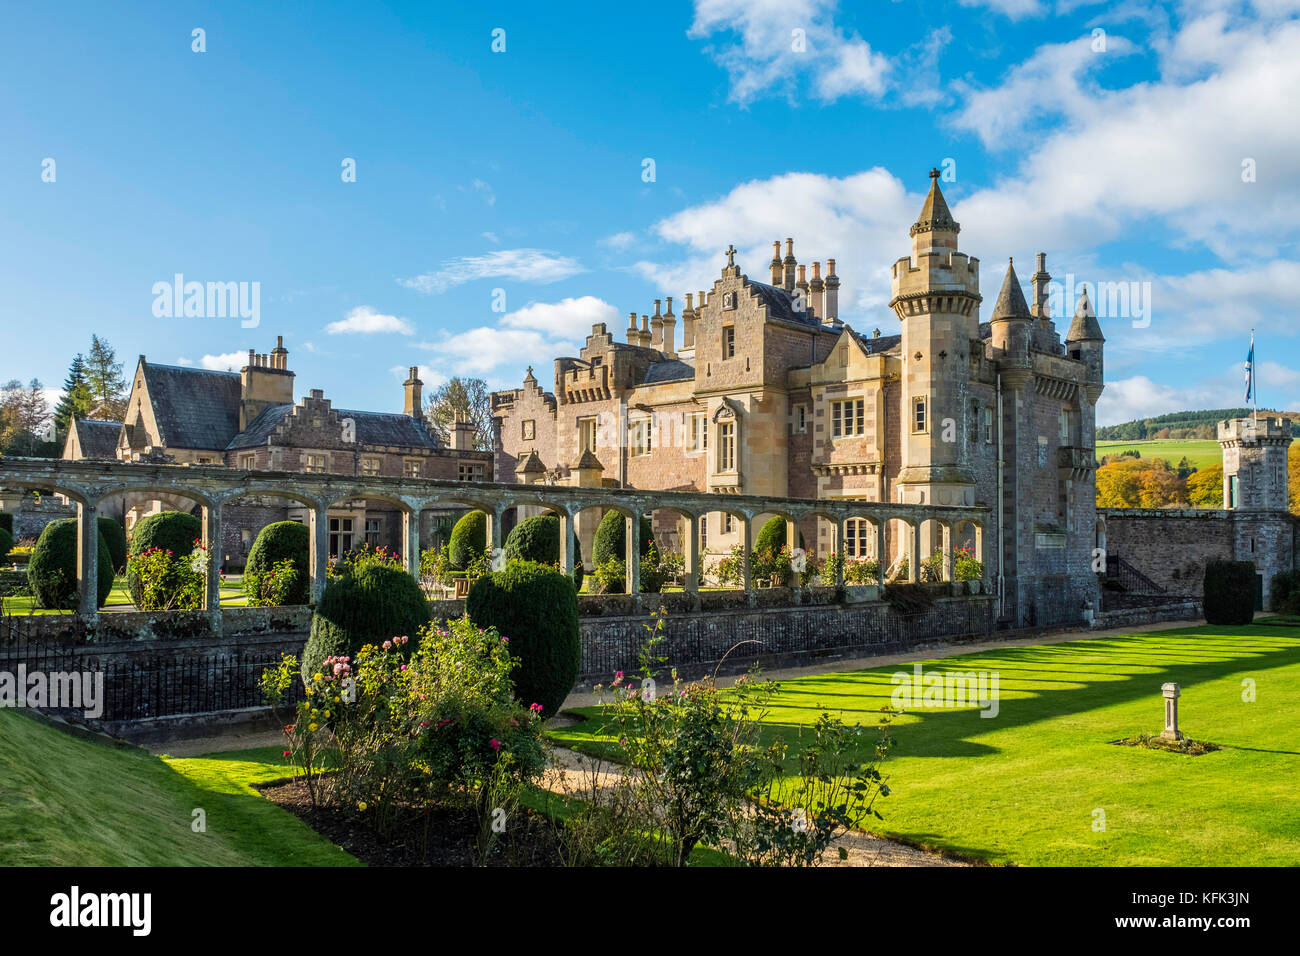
top-left (856, 332), bottom-right (902, 355)
top-left (573, 449), bottom-right (604, 471)
top-left (142, 362), bottom-right (241, 450)
top-left (71, 419), bottom-right (122, 460)
top-left (746, 280), bottom-right (809, 325)
top-left (516, 449), bottom-right (547, 474)
top-left (991, 259), bottom-right (1032, 321)
top-left (227, 404), bottom-right (442, 451)
top-left (1065, 288), bottom-right (1105, 343)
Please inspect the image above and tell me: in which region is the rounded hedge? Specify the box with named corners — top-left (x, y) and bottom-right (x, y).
top-left (466, 560), bottom-right (580, 716)
top-left (592, 509), bottom-right (654, 567)
top-left (27, 517), bottom-right (114, 609)
top-left (0, 527), bottom-right (12, 565)
top-left (754, 515), bottom-right (804, 554)
top-left (303, 563), bottom-right (431, 678)
top-left (1204, 559), bottom-right (1256, 625)
top-left (127, 511), bottom-right (201, 604)
top-left (97, 516), bottom-right (127, 573)
top-left (449, 510), bottom-right (487, 570)
top-left (504, 514), bottom-right (583, 589)
top-left (245, 521), bottom-right (310, 605)
top-left (0, 512), bottom-right (13, 536)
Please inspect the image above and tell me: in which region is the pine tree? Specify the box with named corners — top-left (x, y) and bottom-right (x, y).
top-left (53, 353), bottom-right (92, 436)
top-left (84, 335), bottom-right (127, 421)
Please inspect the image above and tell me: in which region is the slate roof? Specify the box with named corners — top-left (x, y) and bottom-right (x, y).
top-left (911, 175), bottom-right (960, 235)
top-left (643, 359), bottom-right (695, 384)
top-left (857, 332), bottom-right (902, 355)
top-left (746, 281), bottom-right (810, 325)
top-left (143, 363), bottom-right (241, 450)
top-left (72, 419), bottom-right (122, 460)
top-left (1065, 288), bottom-right (1105, 342)
top-left (991, 260), bottom-right (1032, 321)
top-left (226, 404), bottom-right (443, 451)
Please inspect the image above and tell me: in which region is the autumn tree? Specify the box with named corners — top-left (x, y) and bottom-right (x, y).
top-left (424, 376), bottom-right (493, 451)
top-left (1187, 463), bottom-right (1224, 508)
top-left (84, 335), bottom-right (128, 421)
top-left (0, 378), bottom-right (54, 456)
top-left (1096, 457), bottom-right (1189, 509)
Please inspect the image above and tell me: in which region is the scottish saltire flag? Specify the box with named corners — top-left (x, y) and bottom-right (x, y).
top-left (1244, 333), bottom-right (1254, 403)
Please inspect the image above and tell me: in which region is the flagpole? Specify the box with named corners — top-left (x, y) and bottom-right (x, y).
top-left (1252, 329), bottom-right (1258, 430)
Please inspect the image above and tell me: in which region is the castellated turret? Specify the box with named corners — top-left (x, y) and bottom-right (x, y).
top-left (889, 169), bottom-right (982, 501)
top-left (1219, 417), bottom-right (1292, 511)
top-left (1065, 287), bottom-right (1105, 404)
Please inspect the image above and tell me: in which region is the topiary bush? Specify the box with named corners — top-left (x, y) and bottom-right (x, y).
top-left (27, 517), bottom-right (114, 609)
top-left (466, 560), bottom-right (580, 716)
top-left (1203, 559), bottom-right (1256, 625)
top-left (592, 509), bottom-right (654, 567)
top-left (449, 510), bottom-right (487, 570)
top-left (504, 513), bottom-right (583, 589)
top-left (97, 516), bottom-right (127, 573)
top-left (127, 510), bottom-right (201, 605)
top-left (0, 512), bottom-right (12, 536)
top-left (244, 520), bottom-right (310, 605)
top-left (754, 515), bottom-right (805, 555)
top-left (303, 563), bottom-right (431, 679)
top-left (0, 527), bottom-right (12, 566)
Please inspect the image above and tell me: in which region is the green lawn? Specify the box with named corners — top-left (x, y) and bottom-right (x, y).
top-left (550, 625), bottom-right (1300, 866)
top-left (0, 710), bottom-right (357, 866)
top-left (1096, 439), bottom-right (1221, 469)
top-left (0, 574), bottom-right (249, 615)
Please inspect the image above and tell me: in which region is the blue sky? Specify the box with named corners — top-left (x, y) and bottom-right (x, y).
top-left (2, 0), bottom-right (1298, 426)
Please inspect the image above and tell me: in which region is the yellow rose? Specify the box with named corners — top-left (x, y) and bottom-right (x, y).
top-left (308, 722), bottom-right (318, 732)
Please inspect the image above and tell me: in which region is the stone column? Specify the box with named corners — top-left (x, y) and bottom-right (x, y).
top-left (487, 506), bottom-right (504, 556)
top-left (403, 507), bottom-right (421, 580)
top-left (830, 518), bottom-right (844, 588)
top-left (202, 500), bottom-right (223, 628)
top-left (874, 519), bottom-right (886, 585)
top-left (309, 504), bottom-right (330, 603)
top-left (624, 512), bottom-right (641, 596)
top-left (559, 509), bottom-right (576, 579)
top-left (1160, 682), bottom-right (1183, 741)
top-left (684, 514), bottom-right (701, 596)
top-left (76, 497), bottom-right (100, 623)
top-left (908, 521), bottom-right (920, 583)
top-left (739, 516), bottom-right (753, 596)
top-left (942, 523), bottom-right (954, 582)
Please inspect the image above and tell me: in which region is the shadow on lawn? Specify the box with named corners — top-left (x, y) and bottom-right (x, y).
top-left (751, 626), bottom-right (1300, 760)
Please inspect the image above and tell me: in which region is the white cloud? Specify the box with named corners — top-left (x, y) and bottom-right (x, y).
top-left (199, 352), bottom-right (247, 372)
top-left (600, 231), bottom-right (637, 251)
top-left (175, 357), bottom-right (194, 367)
top-left (481, 231), bottom-right (500, 244)
top-left (951, 16), bottom-right (1300, 261)
top-left (688, 0), bottom-right (890, 104)
top-left (398, 249), bottom-right (585, 294)
top-left (325, 306), bottom-right (415, 336)
top-left (419, 328), bottom-right (578, 376)
top-left (461, 179), bottom-right (495, 206)
top-left (959, 0), bottom-right (1047, 19)
top-left (633, 167), bottom-right (914, 322)
top-left (1098, 359), bottom-right (1300, 425)
top-left (501, 296), bottom-right (622, 339)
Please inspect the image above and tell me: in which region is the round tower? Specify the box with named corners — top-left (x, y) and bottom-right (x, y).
top-left (888, 168), bottom-right (982, 506)
top-left (1065, 286), bottom-right (1105, 405)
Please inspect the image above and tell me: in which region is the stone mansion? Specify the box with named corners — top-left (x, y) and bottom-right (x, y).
top-left (492, 170), bottom-right (1107, 626)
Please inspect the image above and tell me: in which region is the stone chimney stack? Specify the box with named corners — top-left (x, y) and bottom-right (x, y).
top-left (823, 259), bottom-right (840, 325)
top-left (1031, 252), bottom-right (1052, 326)
top-left (770, 241), bottom-right (783, 285)
top-left (650, 299), bottom-right (664, 350)
top-left (681, 293), bottom-right (696, 350)
top-left (240, 334), bottom-right (295, 431)
top-left (809, 261), bottom-right (824, 322)
top-left (450, 415), bottom-right (475, 451)
top-left (403, 366), bottom-right (423, 420)
top-left (662, 297), bottom-right (676, 357)
top-left (627, 311), bottom-right (639, 345)
top-left (639, 314), bottom-right (651, 349)
top-left (796, 265), bottom-right (809, 315)
top-left (783, 238), bottom-right (797, 292)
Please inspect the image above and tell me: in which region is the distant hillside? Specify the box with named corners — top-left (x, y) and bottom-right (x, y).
top-left (1096, 408), bottom-right (1295, 441)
